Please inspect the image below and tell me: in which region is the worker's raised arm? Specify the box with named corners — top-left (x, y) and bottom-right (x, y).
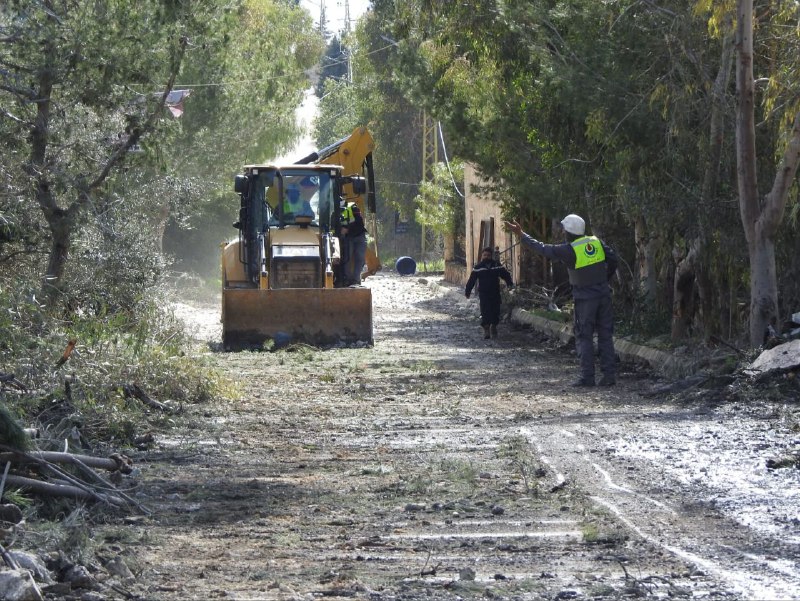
top-left (504, 220), bottom-right (523, 236)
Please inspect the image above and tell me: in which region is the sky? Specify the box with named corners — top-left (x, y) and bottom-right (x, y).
top-left (270, 1), bottom-right (371, 162)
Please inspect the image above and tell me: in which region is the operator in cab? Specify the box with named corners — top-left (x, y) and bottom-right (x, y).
top-left (283, 186), bottom-right (314, 219)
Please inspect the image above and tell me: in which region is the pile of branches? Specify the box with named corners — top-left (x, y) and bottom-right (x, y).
top-left (0, 445), bottom-right (148, 514)
top-left (1, 371), bottom-right (168, 516)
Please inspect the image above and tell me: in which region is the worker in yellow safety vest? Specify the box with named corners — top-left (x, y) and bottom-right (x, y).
top-left (505, 214), bottom-right (618, 387)
top-left (338, 200), bottom-right (366, 286)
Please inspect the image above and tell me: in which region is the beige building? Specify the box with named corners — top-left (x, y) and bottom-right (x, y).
top-left (445, 163), bottom-right (521, 287)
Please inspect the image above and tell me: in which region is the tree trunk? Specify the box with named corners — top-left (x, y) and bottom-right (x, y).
top-left (749, 236), bottom-right (778, 344)
top-left (27, 53), bottom-right (70, 304)
top-left (671, 239), bottom-right (699, 340)
top-left (634, 214), bottom-right (657, 303)
top-left (735, 0), bottom-right (800, 346)
top-left (671, 21), bottom-right (734, 342)
top-left (154, 202), bottom-right (171, 254)
top-left (736, 0), bottom-right (761, 344)
top-left (41, 207), bottom-right (77, 303)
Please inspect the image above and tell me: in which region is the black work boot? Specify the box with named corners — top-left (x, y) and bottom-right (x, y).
top-left (598, 375), bottom-right (616, 386)
top-left (483, 325), bottom-right (491, 339)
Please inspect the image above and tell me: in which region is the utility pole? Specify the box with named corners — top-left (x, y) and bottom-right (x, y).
top-left (420, 111), bottom-right (439, 262)
top-left (342, 0), bottom-right (352, 82)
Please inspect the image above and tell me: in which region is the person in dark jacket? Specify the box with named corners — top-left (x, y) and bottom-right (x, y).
top-left (339, 200), bottom-right (367, 286)
top-left (505, 214), bottom-right (618, 387)
top-left (465, 247), bottom-right (514, 339)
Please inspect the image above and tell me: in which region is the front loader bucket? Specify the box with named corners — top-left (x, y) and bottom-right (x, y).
top-left (222, 287), bottom-right (373, 350)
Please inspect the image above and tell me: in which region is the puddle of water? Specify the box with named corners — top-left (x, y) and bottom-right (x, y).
top-left (415, 519), bottom-right (578, 527)
top-left (611, 423), bottom-right (800, 543)
top-left (386, 530), bottom-right (582, 540)
top-left (158, 438), bottom-right (221, 448)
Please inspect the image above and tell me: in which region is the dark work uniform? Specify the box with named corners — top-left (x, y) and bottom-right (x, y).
top-left (519, 233), bottom-right (618, 384)
top-left (465, 259), bottom-right (514, 327)
top-left (339, 202), bottom-right (367, 286)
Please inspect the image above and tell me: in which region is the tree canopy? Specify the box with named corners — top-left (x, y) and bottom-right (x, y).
top-left (337, 0), bottom-right (800, 346)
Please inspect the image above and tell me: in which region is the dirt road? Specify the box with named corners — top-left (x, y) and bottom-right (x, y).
top-left (131, 273), bottom-right (800, 600)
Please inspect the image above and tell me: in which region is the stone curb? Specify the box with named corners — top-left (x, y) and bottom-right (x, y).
top-left (422, 276), bottom-right (696, 379)
top-left (512, 308), bottom-right (696, 379)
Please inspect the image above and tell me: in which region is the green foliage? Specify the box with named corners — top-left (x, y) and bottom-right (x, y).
top-left (359, 0), bottom-right (800, 343)
top-left (330, 14), bottom-right (428, 244)
top-left (498, 435), bottom-right (544, 494)
top-left (0, 403), bottom-right (29, 450)
top-left (618, 292), bottom-right (673, 340)
top-left (0, 0), bottom-right (322, 455)
top-left (314, 77), bottom-right (362, 146)
top-left (414, 161), bottom-right (464, 238)
top-left (0, 278), bottom-right (225, 448)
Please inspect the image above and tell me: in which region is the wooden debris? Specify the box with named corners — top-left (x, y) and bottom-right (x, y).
top-left (0, 445), bottom-right (149, 514)
top-left (643, 374), bottom-right (709, 396)
top-left (2, 474), bottom-right (126, 506)
top-left (54, 338), bottom-right (77, 368)
top-left (120, 383), bottom-right (173, 412)
top-left (0, 451), bottom-right (132, 474)
top-left (0, 372), bottom-right (25, 391)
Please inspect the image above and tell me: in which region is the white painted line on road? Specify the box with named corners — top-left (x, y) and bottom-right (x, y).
top-left (591, 462), bottom-right (676, 513)
top-left (386, 530), bottom-right (582, 541)
top-left (592, 495), bottom-right (800, 601)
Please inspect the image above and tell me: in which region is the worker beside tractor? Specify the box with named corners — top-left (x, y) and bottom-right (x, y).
top-left (338, 199), bottom-right (367, 286)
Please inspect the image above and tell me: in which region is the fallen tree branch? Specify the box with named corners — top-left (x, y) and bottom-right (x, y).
top-left (69, 455), bottom-right (151, 515)
top-left (0, 451), bottom-right (132, 473)
top-left (3, 474), bottom-right (126, 506)
top-left (0, 542), bottom-right (19, 569)
top-left (0, 446), bottom-right (148, 513)
top-left (1, 446), bottom-right (127, 507)
top-left (643, 374), bottom-right (709, 397)
top-left (120, 383), bottom-right (173, 412)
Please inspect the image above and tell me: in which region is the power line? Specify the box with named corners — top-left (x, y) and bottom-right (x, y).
top-left (134, 43), bottom-right (397, 91)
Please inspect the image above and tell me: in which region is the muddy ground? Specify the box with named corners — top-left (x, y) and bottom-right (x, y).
top-left (122, 272), bottom-right (799, 600)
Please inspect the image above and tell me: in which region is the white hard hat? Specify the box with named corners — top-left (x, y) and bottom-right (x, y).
top-left (560, 214), bottom-right (585, 235)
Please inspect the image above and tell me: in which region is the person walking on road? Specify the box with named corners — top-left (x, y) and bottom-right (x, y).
top-left (465, 247), bottom-right (514, 339)
top-left (505, 214), bottom-right (618, 386)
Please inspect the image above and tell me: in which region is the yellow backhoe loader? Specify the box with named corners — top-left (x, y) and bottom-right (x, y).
top-left (221, 127), bottom-right (381, 349)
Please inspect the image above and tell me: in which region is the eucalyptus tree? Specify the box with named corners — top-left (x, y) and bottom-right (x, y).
top-left (314, 77), bottom-right (361, 146)
top-left (734, 0), bottom-right (800, 346)
top-left (311, 15), bottom-right (425, 257)
top-left (172, 0), bottom-right (323, 173)
top-left (351, 11), bottom-right (427, 228)
top-left (368, 3), bottom-right (697, 294)
top-left (414, 160), bottom-right (465, 256)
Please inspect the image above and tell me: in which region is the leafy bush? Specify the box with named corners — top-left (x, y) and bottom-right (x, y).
top-left (0, 278), bottom-right (225, 450)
